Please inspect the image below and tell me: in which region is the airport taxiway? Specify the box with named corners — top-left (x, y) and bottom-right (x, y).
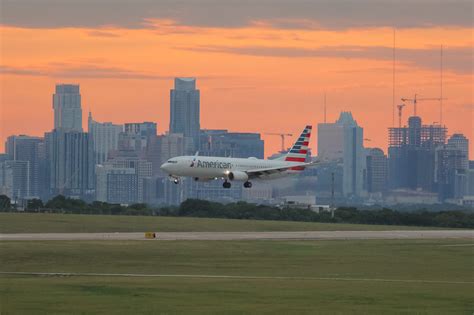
top-left (1, 230), bottom-right (473, 241)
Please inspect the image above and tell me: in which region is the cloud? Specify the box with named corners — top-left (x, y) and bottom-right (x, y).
top-left (177, 45), bottom-right (474, 74)
top-left (1, 0), bottom-right (472, 29)
top-left (0, 64), bottom-right (169, 79)
top-left (86, 30), bottom-right (121, 38)
top-left (0, 64), bottom-right (227, 80)
top-left (0, 66), bottom-right (46, 76)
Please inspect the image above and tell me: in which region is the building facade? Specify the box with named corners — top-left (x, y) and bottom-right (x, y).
top-left (96, 157), bottom-right (152, 204)
top-left (45, 130), bottom-right (95, 198)
top-left (124, 122), bottom-right (157, 137)
top-left (0, 160), bottom-right (30, 200)
top-left (435, 145), bottom-right (467, 201)
top-left (170, 78), bottom-right (200, 151)
top-left (388, 116), bottom-right (446, 193)
top-left (53, 84), bottom-right (82, 132)
top-left (5, 135), bottom-right (44, 198)
top-left (366, 148), bottom-right (388, 194)
top-left (447, 134), bottom-right (469, 170)
top-left (88, 113), bottom-right (123, 165)
top-left (199, 130), bottom-right (264, 159)
top-left (318, 112), bottom-right (366, 197)
top-left (96, 164), bottom-right (138, 204)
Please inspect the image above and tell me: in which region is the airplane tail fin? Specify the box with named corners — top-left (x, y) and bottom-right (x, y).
top-left (281, 125), bottom-right (312, 164)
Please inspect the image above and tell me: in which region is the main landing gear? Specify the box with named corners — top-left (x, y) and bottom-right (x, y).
top-left (169, 176), bottom-right (180, 184)
top-left (223, 181), bottom-right (252, 188)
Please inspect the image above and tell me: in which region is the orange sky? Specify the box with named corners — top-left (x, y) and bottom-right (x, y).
top-left (1, 21), bottom-right (473, 157)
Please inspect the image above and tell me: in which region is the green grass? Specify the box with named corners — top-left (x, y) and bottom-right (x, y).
top-left (1, 239), bottom-right (473, 314)
top-left (0, 212), bottom-right (443, 233)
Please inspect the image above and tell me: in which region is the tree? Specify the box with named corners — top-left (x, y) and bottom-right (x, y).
top-left (0, 195), bottom-right (11, 210)
top-left (27, 199), bottom-right (44, 211)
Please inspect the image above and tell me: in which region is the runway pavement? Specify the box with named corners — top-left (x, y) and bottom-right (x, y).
top-left (1, 230), bottom-right (473, 241)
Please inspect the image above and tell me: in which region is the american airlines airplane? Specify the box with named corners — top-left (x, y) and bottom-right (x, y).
top-left (160, 125), bottom-right (317, 188)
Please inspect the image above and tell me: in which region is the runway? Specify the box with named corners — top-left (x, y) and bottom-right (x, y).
top-left (1, 230), bottom-right (473, 241)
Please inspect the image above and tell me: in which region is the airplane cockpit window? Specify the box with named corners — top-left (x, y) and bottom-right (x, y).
top-left (167, 160), bottom-right (178, 164)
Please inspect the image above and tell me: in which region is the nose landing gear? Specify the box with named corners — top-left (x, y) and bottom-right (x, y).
top-left (223, 181), bottom-right (231, 189)
top-left (243, 181), bottom-right (252, 188)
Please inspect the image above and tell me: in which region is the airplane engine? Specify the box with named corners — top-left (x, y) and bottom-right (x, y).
top-left (227, 171), bottom-right (248, 181)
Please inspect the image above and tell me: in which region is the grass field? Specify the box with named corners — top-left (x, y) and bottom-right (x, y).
top-left (1, 239), bottom-right (473, 314)
top-left (0, 212), bottom-right (443, 233)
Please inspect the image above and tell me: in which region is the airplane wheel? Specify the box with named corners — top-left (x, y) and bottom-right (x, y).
top-left (244, 181), bottom-right (252, 188)
top-left (223, 181), bottom-right (231, 189)
top-left (173, 179), bottom-right (180, 184)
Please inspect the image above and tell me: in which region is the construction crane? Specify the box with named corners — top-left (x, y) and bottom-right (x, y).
top-left (397, 104), bottom-right (406, 128)
top-left (401, 94), bottom-right (446, 116)
top-left (265, 133), bottom-right (293, 152)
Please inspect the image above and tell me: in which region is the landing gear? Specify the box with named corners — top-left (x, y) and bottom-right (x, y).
top-left (223, 181), bottom-right (231, 189)
top-left (169, 176), bottom-right (180, 184)
top-left (243, 181), bottom-right (252, 188)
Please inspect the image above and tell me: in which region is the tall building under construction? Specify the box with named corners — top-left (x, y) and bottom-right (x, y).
top-left (388, 116), bottom-right (447, 193)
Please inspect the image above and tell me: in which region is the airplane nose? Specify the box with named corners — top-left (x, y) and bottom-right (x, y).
top-left (160, 163), bottom-right (170, 172)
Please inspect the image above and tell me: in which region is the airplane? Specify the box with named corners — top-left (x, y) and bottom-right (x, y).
top-left (160, 125), bottom-right (318, 188)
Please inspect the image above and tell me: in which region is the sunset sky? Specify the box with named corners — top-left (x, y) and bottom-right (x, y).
top-left (1, 1), bottom-right (473, 157)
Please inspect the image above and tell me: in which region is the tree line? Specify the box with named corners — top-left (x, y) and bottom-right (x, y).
top-left (1, 194), bottom-right (473, 228)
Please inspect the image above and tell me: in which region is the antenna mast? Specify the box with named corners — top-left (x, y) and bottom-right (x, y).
top-left (392, 28), bottom-right (396, 127)
top-left (440, 45), bottom-right (443, 125)
top-left (324, 92), bottom-right (327, 123)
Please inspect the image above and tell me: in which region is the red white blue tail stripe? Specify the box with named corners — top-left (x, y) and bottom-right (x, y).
top-left (285, 125), bottom-right (311, 163)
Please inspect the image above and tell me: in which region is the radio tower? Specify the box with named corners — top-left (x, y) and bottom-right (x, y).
top-left (324, 92), bottom-right (327, 123)
top-left (440, 45), bottom-right (444, 125)
top-left (392, 28), bottom-right (396, 128)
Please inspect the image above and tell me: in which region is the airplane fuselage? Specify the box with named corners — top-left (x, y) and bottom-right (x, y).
top-left (161, 155), bottom-right (301, 180)
top-left (160, 125), bottom-right (313, 188)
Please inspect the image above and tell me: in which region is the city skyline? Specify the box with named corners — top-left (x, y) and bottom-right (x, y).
top-left (1, 79), bottom-right (471, 158)
top-left (1, 1), bottom-right (472, 157)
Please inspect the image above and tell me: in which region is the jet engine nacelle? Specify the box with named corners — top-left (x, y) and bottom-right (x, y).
top-left (227, 171), bottom-right (248, 181)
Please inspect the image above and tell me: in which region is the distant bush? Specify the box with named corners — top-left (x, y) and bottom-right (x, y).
top-left (1, 195), bottom-right (473, 228)
top-left (0, 195), bottom-right (11, 211)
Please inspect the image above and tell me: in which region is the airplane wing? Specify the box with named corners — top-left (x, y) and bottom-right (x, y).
top-left (245, 160), bottom-right (319, 179)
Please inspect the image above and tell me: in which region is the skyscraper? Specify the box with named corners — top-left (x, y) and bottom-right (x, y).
top-left (124, 122), bottom-right (157, 137)
top-left (45, 130), bottom-right (95, 198)
top-left (388, 116), bottom-right (447, 192)
top-left (199, 130), bottom-right (265, 159)
top-left (117, 122), bottom-right (157, 157)
top-left (318, 112), bottom-right (366, 197)
top-left (447, 134), bottom-right (469, 170)
top-left (0, 160), bottom-right (30, 200)
top-left (170, 78), bottom-right (200, 150)
top-left (53, 84), bottom-right (82, 132)
top-left (88, 113), bottom-right (123, 165)
top-left (96, 164), bottom-right (138, 204)
top-left (96, 156), bottom-right (152, 203)
top-left (366, 148), bottom-right (388, 194)
top-left (5, 135), bottom-right (44, 198)
top-left (435, 144), bottom-right (467, 200)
